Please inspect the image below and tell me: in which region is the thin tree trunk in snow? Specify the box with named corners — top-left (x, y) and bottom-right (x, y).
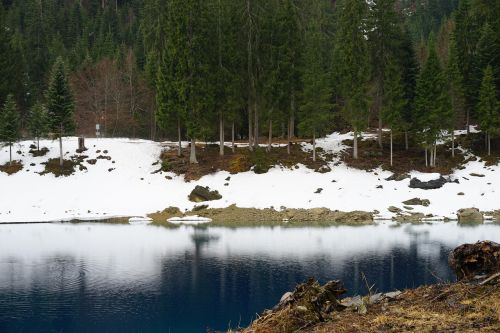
top-left (189, 138), bottom-right (198, 164)
top-left (353, 129), bottom-right (358, 159)
top-left (253, 100), bottom-right (259, 148)
top-left (231, 121), bottom-right (235, 153)
top-left (390, 129), bottom-right (393, 166)
top-left (466, 109), bottom-right (470, 135)
top-left (378, 116), bottom-right (383, 148)
top-left (290, 94), bottom-right (296, 138)
top-left (9, 144), bottom-right (12, 165)
top-left (451, 130), bottom-right (455, 158)
top-left (267, 119), bottom-right (272, 152)
top-left (248, 105), bottom-right (253, 151)
top-left (287, 117), bottom-right (291, 155)
top-left (59, 132), bottom-right (63, 167)
top-left (219, 114), bottom-right (224, 156)
top-left (177, 117), bottom-right (182, 157)
top-left (405, 131), bottom-right (409, 150)
top-left (425, 148), bottom-right (428, 167)
top-left (312, 130), bottom-right (316, 162)
top-left (488, 132), bottom-right (491, 156)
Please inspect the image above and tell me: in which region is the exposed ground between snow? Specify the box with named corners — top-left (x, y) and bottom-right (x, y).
top-left (0, 130), bottom-right (499, 223)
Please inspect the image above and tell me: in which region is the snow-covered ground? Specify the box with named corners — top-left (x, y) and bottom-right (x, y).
top-left (0, 131), bottom-right (498, 223)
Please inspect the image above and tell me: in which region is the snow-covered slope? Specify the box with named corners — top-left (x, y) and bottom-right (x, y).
top-left (0, 133), bottom-right (498, 223)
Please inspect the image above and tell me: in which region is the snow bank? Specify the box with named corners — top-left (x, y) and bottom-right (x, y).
top-left (0, 133), bottom-right (498, 223)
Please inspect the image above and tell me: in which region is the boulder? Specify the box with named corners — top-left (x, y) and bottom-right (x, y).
top-left (409, 176), bottom-right (447, 190)
top-left (457, 208), bottom-right (483, 223)
top-left (385, 173), bottom-right (410, 181)
top-left (402, 198), bottom-right (430, 206)
top-left (388, 206), bottom-right (402, 213)
top-left (448, 241), bottom-right (500, 280)
top-left (469, 173), bottom-right (485, 177)
top-left (188, 186), bottom-right (222, 202)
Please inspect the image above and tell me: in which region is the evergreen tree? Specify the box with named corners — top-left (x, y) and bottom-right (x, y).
top-left (368, 0), bottom-right (403, 148)
top-left (476, 22), bottom-right (500, 91)
top-left (29, 102), bottom-right (49, 151)
top-left (0, 94), bottom-right (20, 165)
top-left (333, 0), bottom-right (370, 159)
top-left (454, 0), bottom-right (480, 133)
top-left (477, 66), bottom-right (499, 156)
top-left (45, 57), bottom-right (75, 167)
top-left (381, 60), bottom-right (406, 166)
top-left (414, 39), bottom-right (451, 167)
top-left (298, 0), bottom-right (333, 162)
top-left (446, 38), bottom-right (465, 157)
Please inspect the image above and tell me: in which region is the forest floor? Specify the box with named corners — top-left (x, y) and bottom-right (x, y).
top-left (232, 274), bottom-right (500, 333)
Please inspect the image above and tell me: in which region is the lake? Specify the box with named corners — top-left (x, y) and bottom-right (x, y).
top-left (0, 222), bottom-right (499, 333)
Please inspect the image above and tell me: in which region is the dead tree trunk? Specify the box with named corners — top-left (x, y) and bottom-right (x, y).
top-left (189, 138), bottom-right (198, 164)
top-left (231, 121), bottom-right (235, 153)
top-left (353, 129), bottom-right (358, 159)
top-left (267, 119), bottom-right (272, 152)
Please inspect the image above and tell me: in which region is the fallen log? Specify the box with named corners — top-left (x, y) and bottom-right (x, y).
top-left (448, 240), bottom-right (500, 280)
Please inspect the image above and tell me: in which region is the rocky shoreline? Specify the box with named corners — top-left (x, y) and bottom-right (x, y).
top-left (144, 205), bottom-right (500, 226)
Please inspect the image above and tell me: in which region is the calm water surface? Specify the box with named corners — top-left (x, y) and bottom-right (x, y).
top-left (0, 222), bottom-right (499, 333)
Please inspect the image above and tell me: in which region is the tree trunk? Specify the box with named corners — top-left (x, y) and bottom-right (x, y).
top-left (312, 130), bottom-right (316, 162)
top-left (290, 93), bottom-right (295, 138)
top-left (287, 117), bottom-right (291, 155)
top-left (219, 113), bottom-right (224, 156)
top-left (267, 119), bottom-right (272, 152)
top-left (433, 143), bottom-right (437, 167)
top-left (451, 130), bottom-right (455, 158)
top-left (488, 132), bottom-right (491, 156)
top-left (248, 105), bottom-right (253, 151)
top-left (466, 109), bottom-right (470, 135)
top-left (353, 129), bottom-right (358, 159)
top-left (37, 137), bottom-right (40, 151)
top-left (378, 116), bottom-right (383, 148)
top-left (425, 148), bottom-right (428, 167)
top-left (59, 135), bottom-right (63, 167)
top-left (253, 99), bottom-right (259, 148)
top-left (9, 144), bottom-right (12, 165)
top-left (390, 129), bottom-right (393, 167)
top-left (405, 131), bottom-right (409, 150)
top-left (189, 138), bottom-right (198, 164)
top-left (231, 121), bottom-right (235, 153)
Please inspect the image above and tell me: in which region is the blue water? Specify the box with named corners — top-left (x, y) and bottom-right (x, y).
top-left (0, 222), bottom-right (499, 333)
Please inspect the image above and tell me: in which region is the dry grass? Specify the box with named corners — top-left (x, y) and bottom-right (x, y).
top-left (0, 160), bottom-right (23, 175)
top-left (237, 277), bottom-right (500, 333)
top-left (160, 142), bottom-right (328, 181)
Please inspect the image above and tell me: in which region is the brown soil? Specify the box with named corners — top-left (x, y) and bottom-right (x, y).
top-left (0, 160), bottom-right (23, 175)
top-left (160, 140), bottom-right (329, 181)
top-left (41, 158), bottom-right (78, 177)
top-left (234, 276), bottom-right (500, 333)
top-left (341, 131), bottom-right (468, 175)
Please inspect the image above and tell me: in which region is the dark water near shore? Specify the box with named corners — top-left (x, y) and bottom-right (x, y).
top-left (0, 222), bottom-right (499, 333)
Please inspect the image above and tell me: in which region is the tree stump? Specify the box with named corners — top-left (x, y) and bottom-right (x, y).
top-left (77, 137), bottom-right (86, 153)
top-left (448, 241), bottom-right (500, 280)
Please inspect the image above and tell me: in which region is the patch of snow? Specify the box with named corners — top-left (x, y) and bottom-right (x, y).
top-left (167, 216), bottom-right (212, 224)
top-left (1, 132), bottom-right (499, 223)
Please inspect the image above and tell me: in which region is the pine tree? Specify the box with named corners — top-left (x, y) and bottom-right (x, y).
top-left (381, 60), bottom-right (406, 167)
top-left (476, 22), bottom-right (500, 91)
top-left (29, 102), bottom-right (49, 151)
top-left (0, 94), bottom-right (20, 165)
top-left (368, 0), bottom-right (403, 148)
top-left (334, 0), bottom-right (370, 159)
top-left (477, 66), bottom-right (499, 156)
top-left (414, 39), bottom-right (450, 167)
top-left (45, 57), bottom-right (75, 167)
top-left (298, 0), bottom-right (333, 162)
top-left (446, 38), bottom-right (465, 157)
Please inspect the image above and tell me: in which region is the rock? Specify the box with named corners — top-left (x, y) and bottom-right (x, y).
top-left (280, 291), bottom-right (294, 304)
top-left (394, 212), bottom-right (425, 223)
top-left (188, 186), bottom-right (222, 202)
top-left (369, 293), bottom-right (383, 304)
top-left (403, 206), bottom-right (414, 210)
top-left (87, 159), bottom-right (97, 165)
top-left (470, 173), bottom-right (485, 177)
top-left (409, 176), bottom-right (447, 190)
top-left (457, 208), bottom-right (483, 223)
top-left (448, 241), bottom-right (500, 280)
top-left (385, 173), bottom-right (410, 181)
top-left (402, 198), bottom-right (430, 206)
top-left (388, 206), bottom-right (402, 213)
top-left (340, 295), bottom-right (363, 308)
top-left (225, 176), bottom-right (231, 181)
top-left (376, 185), bottom-right (383, 189)
top-left (384, 291), bottom-right (402, 299)
top-left (457, 192), bottom-right (464, 196)
top-left (314, 188), bottom-right (323, 194)
top-left (192, 204), bottom-right (209, 211)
